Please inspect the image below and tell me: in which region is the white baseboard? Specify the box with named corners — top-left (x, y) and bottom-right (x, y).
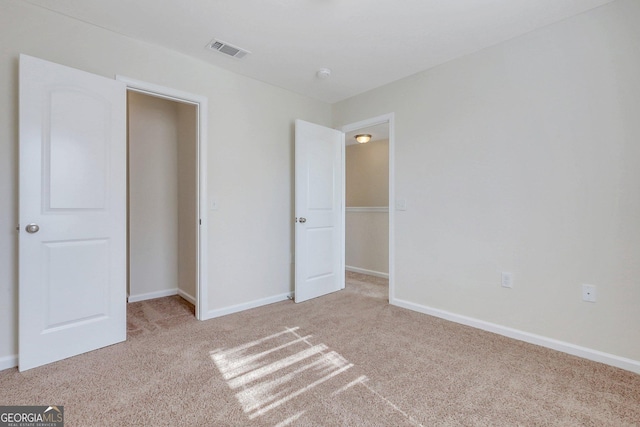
top-left (0, 354), bottom-right (18, 371)
top-left (391, 297), bottom-right (640, 375)
top-left (178, 289), bottom-right (196, 305)
top-left (203, 292), bottom-right (293, 320)
top-left (128, 288), bottom-right (196, 304)
top-left (346, 265), bottom-right (389, 279)
top-left (128, 288), bottom-right (178, 303)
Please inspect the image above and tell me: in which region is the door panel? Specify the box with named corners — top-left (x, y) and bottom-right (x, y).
top-left (294, 120), bottom-right (344, 303)
top-left (306, 228), bottom-right (334, 279)
top-left (48, 89), bottom-right (109, 209)
top-left (19, 54), bottom-right (126, 371)
top-left (44, 239), bottom-right (109, 328)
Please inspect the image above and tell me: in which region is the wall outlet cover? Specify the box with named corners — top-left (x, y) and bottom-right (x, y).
top-left (582, 284), bottom-right (597, 302)
top-left (501, 272), bottom-right (513, 288)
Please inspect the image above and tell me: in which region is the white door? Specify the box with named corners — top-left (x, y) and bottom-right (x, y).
top-left (19, 55), bottom-right (127, 371)
top-left (294, 120), bottom-right (345, 303)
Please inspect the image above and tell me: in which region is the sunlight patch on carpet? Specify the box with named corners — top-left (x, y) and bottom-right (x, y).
top-left (210, 327), bottom-right (362, 421)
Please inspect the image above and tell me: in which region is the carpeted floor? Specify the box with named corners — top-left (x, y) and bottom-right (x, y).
top-left (1, 272), bottom-right (639, 426)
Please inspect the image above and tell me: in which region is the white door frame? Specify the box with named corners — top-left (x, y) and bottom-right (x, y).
top-left (341, 113), bottom-right (395, 303)
top-left (116, 75), bottom-right (208, 320)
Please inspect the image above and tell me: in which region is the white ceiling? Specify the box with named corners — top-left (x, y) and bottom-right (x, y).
top-left (25, 0), bottom-right (616, 104)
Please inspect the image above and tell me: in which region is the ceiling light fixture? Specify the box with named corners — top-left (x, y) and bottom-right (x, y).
top-left (355, 134), bottom-right (372, 144)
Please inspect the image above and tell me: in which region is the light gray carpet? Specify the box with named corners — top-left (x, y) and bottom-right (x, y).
top-left (1, 272), bottom-right (639, 426)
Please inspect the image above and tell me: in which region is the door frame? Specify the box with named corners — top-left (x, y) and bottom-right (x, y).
top-left (341, 113), bottom-right (395, 302)
top-left (116, 75), bottom-right (208, 320)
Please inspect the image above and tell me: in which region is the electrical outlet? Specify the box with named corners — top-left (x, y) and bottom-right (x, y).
top-left (582, 284), bottom-right (597, 302)
top-left (501, 272), bottom-right (513, 288)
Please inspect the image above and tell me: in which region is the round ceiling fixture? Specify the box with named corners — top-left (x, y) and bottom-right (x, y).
top-left (355, 134), bottom-right (372, 144)
top-left (316, 68), bottom-right (331, 79)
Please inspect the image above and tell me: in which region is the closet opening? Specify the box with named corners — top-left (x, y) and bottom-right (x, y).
top-left (342, 114), bottom-right (395, 303)
top-left (126, 91), bottom-right (198, 316)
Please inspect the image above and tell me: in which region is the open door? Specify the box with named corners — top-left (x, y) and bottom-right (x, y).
top-left (19, 55), bottom-right (127, 371)
top-left (294, 120), bottom-right (344, 302)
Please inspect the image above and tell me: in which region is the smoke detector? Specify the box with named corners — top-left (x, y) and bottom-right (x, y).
top-left (316, 68), bottom-right (331, 79)
top-left (207, 39), bottom-right (250, 59)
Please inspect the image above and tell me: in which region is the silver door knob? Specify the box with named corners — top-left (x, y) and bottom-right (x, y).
top-left (25, 223), bottom-right (40, 234)
top-left (298, 217), bottom-right (307, 223)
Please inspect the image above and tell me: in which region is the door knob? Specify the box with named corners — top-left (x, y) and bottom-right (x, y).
top-left (298, 217), bottom-right (307, 223)
top-left (25, 223), bottom-right (40, 233)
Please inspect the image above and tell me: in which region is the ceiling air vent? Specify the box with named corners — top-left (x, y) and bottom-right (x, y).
top-left (207, 39), bottom-right (250, 59)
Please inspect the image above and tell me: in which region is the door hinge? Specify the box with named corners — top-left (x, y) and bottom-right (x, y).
top-left (16, 224), bottom-right (20, 232)
top-left (199, 219), bottom-right (202, 225)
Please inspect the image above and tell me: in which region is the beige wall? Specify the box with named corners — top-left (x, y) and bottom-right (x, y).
top-left (334, 0), bottom-right (640, 363)
top-left (346, 211), bottom-right (389, 276)
top-left (345, 139), bottom-right (389, 275)
top-left (346, 139), bottom-right (389, 207)
top-left (0, 0), bottom-right (331, 365)
top-left (177, 103), bottom-right (198, 301)
top-left (127, 93), bottom-right (197, 302)
top-left (128, 92), bottom-right (179, 299)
